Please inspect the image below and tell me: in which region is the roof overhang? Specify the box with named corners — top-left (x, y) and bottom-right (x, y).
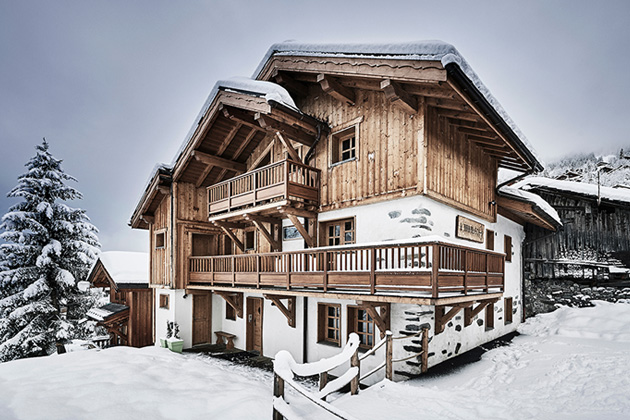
top-left (130, 166), bottom-right (172, 230)
top-left (496, 192), bottom-right (559, 231)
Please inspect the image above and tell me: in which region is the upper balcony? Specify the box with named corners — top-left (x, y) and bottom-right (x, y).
top-left (207, 159), bottom-right (320, 219)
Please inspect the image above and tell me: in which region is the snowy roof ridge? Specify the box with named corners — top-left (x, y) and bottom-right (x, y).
top-left (499, 185), bottom-right (562, 226)
top-left (253, 41), bottom-right (542, 168)
top-left (96, 251), bottom-right (149, 284)
top-left (170, 77), bottom-right (298, 168)
top-left (516, 176), bottom-right (630, 205)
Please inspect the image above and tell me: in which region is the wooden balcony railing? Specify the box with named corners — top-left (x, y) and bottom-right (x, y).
top-left (207, 159), bottom-right (320, 215)
top-left (188, 241), bottom-right (505, 298)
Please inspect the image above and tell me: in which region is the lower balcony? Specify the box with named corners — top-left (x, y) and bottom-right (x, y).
top-left (187, 241), bottom-right (505, 300)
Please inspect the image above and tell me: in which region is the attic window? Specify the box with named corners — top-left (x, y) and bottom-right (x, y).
top-left (331, 126), bottom-right (358, 165)
top-left (155, 231), bottom-right (166, 249)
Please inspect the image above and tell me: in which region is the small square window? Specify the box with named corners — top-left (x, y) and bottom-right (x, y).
top-left (331, 126), bottom-right (358, 165)
top-left (485, 302), bottom-right (494, 330)
top-left (226, 302), bottom-right (236, 320)
top-left (244, 230), bottom-right (256, 251)
top-left (504, 297), bottom-right (513, 324)
top-left (159, 294), bottom-right (169, 309)
top-left (486, 230), bottom-right (495, 251)
top-left (155, 232), bottom-right (165, 249)
top-left (504, 235), bottom-right (513, 262)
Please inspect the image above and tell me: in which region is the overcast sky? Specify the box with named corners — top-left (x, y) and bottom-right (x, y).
top-left (1, 0), bottom-right (629, 253)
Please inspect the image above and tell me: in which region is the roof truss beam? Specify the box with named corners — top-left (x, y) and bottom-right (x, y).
top-left (381, 79), bottom-right (418, 114)
top-left (317, 74), bottom-right (356, 105)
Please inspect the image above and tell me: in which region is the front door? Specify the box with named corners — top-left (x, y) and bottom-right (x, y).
top-left (246, 297), bottom-right (263, 354)
top-left (192, 293), bottom-right (212, 346)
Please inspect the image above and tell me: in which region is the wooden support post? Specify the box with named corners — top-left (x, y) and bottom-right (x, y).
top-left (350, 349), bottom-right (359, 395)
top-left (380, 79), bottom-right (418, 114)
top-left (276, 132), bottom-right (302, 163)
top-left (215, 291), bottom-right (243, 318)
top-left (286, 213), bottom-right (315, 248)
top-left (435, 303), bottom-right (470, 334)
top-left (263, 294), bottom-right (296, 328)
top-left (385, 331), bottom-right (393, 380)
top-left (248, 216), bottom-right (281, 251)
top-left (421, 327), bottom-right (429, 373)
top-left (323, 251), bottom-right (328, 292)
top-left (273, 373), bottom-right (285, 420)
top-left (317, 74), bottom-right (355, 105)
top-left (214, 222), bottom-right (245, 252)
top-left (463, 249), bottom-right (468, 295)
top-left (319, 371), bottom-right (328, 392)
top-left (358, 301), bottom-right (391, 339)
top-left (431, 244), bottom-right (440, 298)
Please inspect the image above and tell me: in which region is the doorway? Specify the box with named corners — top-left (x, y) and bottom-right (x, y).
top-left (246, 297), bottom-right (263, 354)
top-left (192, 293), bottom-right (212, 346)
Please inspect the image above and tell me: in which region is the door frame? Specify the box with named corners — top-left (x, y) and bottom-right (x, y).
top-left (246, 297), bottom-right (263, 354)
top-left (192, 292), bottom-right (212, 346)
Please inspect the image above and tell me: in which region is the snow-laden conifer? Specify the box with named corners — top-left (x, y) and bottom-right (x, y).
top-left (0, 139), bottom-right (100, 361)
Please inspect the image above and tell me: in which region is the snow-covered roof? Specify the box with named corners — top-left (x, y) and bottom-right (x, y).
top-left (86, 303), bottom-right (129, 322)
top-left (499, 185), bottom-right (562, 226)
top-left (253, 41), bottom-right (542, 168)
top-left (96, 251), bottom-right (149, 285)
top-left (515, 177), bottom-right (630, 205)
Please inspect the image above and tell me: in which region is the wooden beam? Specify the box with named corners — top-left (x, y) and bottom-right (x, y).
top-left (456, 126), bottom-right (498, 139)
top-left (232, 128), bottom-right (258, 160)
top-left (426, 97), bottom-right (473, 112)
top-left (157, 186), bottom-right (170, 195)
top-left (285, 213), bottom-right (314, 248)
top-left (217, 122), bottom-right (243, 156)
top-left (357, 301), bottom-right (391, 339)
top-left (317, 74), bottom-right (355, 105)
top-left (140, 214), bottom-right (155, 225)
top-left (435, 303), bottom-right (472, 334)
top-left (275, 132), bottom-right (301, 163)
top-left (464, 298), bottom-right (499, 327)
top-left (255, 113), bottom-right (314, 147)
top-left (278, 206), bottom-right (318, 220)
top-left (263, 294), bottom-right (296, 327)
top-left (404, 83), bottom-right (459, 100)
top-left (380, 79), bottom-right (417, 114)
top-left (192, 150), bottom-right (247, 173)
top-left (249, 217), bottom-right (281, 251)
top-left (213, 221), bottom-right (245, 252)
top-left (221, 105), bottom-right (261, 131)
top-left (435, 108), bottom-right (483, 122)
top-left (215, 291), bottom-right (243, 318)
top-left (272, 70), bottom-right (309, 98)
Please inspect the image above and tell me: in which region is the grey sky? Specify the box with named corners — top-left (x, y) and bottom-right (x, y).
top-left (1, 0), bottom-right (629, 253)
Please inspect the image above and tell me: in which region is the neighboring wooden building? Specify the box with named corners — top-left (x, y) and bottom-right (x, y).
top-left (514, 177), bottom-right (630, 280)
top-left (86, 251), bottom-right (153, 347)
top-left (130, 42), bottom-right (556, 380)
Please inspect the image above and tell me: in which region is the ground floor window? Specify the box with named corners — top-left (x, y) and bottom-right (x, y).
top-left (317, 303), bottom-right (341, 346)
top-left (504, 297), bottom-right (513, 324)
top-left (486, 302), bottom-right (495, 330)
top-left (347, 306), bottom-right (375, 349)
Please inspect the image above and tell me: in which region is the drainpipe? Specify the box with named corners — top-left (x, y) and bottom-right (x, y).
top-left (302, 296), bottom-right (308, 363)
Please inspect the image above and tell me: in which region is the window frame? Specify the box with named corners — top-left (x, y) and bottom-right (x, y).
top-left (317, 303), bottom-right (341, 346)
top-left (504, 297), bottom-right (513, 325)
top-left (320, 217), bottom-right (356, 247)
top-left (485, 302), bottom-right (494, 330)
top-left (226, 301), bottom-right (236, 321)
top-left (243, 228), bottom-right (256, 252)
top-left (347, 306), bottom-right (376, 350)
top-left (329, 118), bottom-right (362, 167)
top-left (159, 294), bottom-right (169, 309)
top-left (486, 229), bottom-right (495, 251)
top-left (504, 235), bottom-right (512, 262)
top-left (155, 229), bottom-right (166, 249)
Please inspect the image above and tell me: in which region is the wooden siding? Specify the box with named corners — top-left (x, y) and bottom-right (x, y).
top-left (150, 195), bottom-right (170, 287)
top-left (127, 289), bottom-right (154, 347)
top-left (425, 107), bottom-right (497, 220)
top-left (300, 89), bottom-right (422, 210)
top-left (524, 190), bottom-right (630, 277)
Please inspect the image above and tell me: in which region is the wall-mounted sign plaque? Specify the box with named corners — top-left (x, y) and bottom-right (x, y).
top-left (455, 215), bottom-right (484, 243)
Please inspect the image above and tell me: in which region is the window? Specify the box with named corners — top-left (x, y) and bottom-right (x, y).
top-left (155, 231), bottom-right (166, 249)
top-left (226, 302), bottom-right (236, 321)
top-left (159, 294), bottom-right (169, 309)
top-left (317, 303), bottom-right (341, 346)
top-left (322, 218), bottom-right (355, 246)
top-left (283, 226), bottom-right (301, 241)
top-left (504, 297), bottom-right (513, 324)
top-left (331, 126), bottom-right (358, 165)
top-left (347, 307), bottom-right (375, 349)
top-left (485, 302), bottom-right (494, 330)
top-left (243, 229), bottom-right (256, 251)
top-left (504, 235), bottom-right (512, 262)
top-left (486, 229), bottom-right (495, 251)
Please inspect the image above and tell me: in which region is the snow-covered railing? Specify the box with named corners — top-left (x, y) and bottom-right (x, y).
top-left (273, 334), bottom-right (361, 420)
top-left (272, 328), bottom-right (430, 419)
top-left (189, 241), bottom-right (505, 298)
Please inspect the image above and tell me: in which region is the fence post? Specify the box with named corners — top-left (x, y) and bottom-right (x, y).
top-left (350, 348), bottom-right (360, 395)
top-left (385, 330), bottom-right (393, 380)
top-left (370, 247), bottom-right (376, 295)
top-left (432, 244), bottom-right (440, 298)
top-left (421, 327), bottom-right (429, 373)
top-left (319, 371), bottom-right (328, 393)
top-left (273, 373), bottom-right (285, 420)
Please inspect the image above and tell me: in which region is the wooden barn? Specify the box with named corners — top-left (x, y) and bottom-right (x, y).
top-left (514, 177), bottom-right (630, 280)
top-left (130, 41), bottom-right (558, 381)
top-left (86, 251), bottom-right (153, 347)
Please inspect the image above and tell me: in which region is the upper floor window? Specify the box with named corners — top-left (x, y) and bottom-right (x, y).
top-left (243, 229), bottom-right (256, 251)
top-left (322, 218), bottom-right (355, 246)
top-left (486, 229), bottom-right (495, 251)
top-left (155, 231), bottom-right (166, 249)
top-left (330, 118), bottom-right (361, 166)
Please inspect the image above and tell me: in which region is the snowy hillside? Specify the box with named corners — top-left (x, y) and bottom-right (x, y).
top-left (544, 147), bottom-right (630, 187)
top-left (0, 302), bottom-right (629, 419)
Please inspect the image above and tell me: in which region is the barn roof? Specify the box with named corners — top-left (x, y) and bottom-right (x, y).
top-left (515, 177), bottom-right (630, 206)
top-left (87, 251), bottom-right (149, 289)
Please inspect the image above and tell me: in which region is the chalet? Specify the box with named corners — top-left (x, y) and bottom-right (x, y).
top-left (86, 251), bottom-right (153, 347)
top-left (130, 41), bottom-right (557, 381)
top-left (513, 177), bottom-right (630, 280)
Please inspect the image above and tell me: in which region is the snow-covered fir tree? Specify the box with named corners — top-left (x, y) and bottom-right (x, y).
top-left (0, 140), bottom-right (100, 362)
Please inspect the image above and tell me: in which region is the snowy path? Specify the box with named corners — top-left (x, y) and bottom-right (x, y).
top-left (0, 302), bottom-right (628, 419)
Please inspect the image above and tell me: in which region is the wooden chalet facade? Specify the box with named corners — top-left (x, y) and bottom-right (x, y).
top-left (86, 252), bottom-right (153, 347)
top-left (130, 42), bottom-right (555, 380)
top-left (514, 177), bottom-right (630, 280)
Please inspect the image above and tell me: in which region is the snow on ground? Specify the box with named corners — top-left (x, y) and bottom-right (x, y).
top-left (0, 302), bottom-right (629, 419)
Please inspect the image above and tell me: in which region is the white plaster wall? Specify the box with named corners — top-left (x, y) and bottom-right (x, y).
top-left (153, 288), bottom-right (194, 348)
